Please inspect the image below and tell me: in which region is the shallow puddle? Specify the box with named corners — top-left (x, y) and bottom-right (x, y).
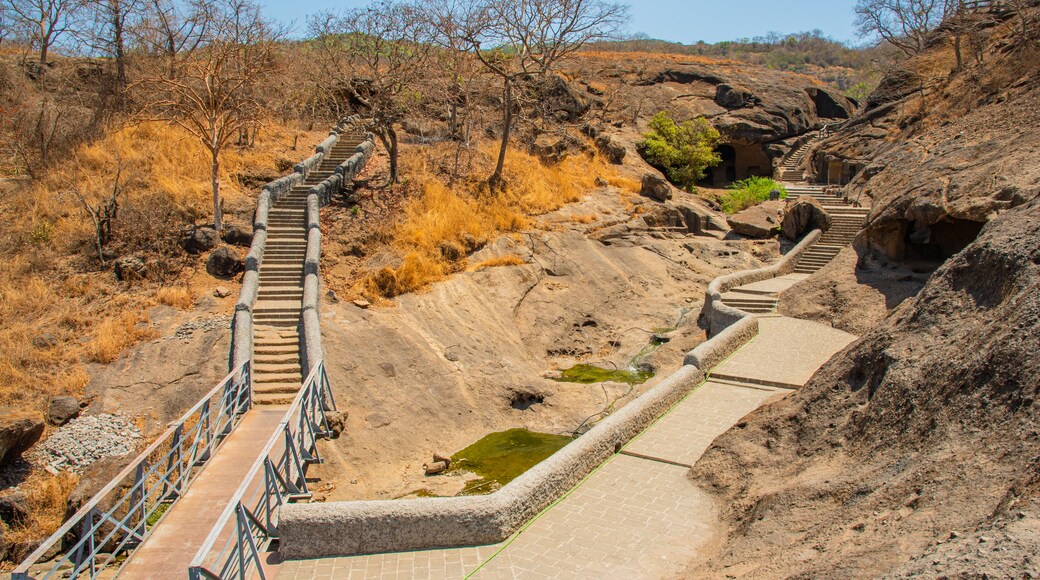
top-left (450, 428), bottom-right (573, 495)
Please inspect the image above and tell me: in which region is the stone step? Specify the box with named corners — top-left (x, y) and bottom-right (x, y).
top-left (254, 352), bottom-right (300, 364)
top-left (254, 383), bottom-right (300, 396)
top-left (253, 392), bottom-right (296, 406)
top-left (254, 362), bottom-right (301, 375)
top-left (254, 372), bottom-right (303, 384)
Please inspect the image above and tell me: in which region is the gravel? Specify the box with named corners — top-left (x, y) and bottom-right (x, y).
top-left (29, 414), bottom-right (142, 473)
top-left (166, 314), bottom-right (232, 341)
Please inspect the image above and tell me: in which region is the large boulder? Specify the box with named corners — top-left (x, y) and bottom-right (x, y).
top-left (594, 134), bottom-right (626, 164)
top-left (46, 396), bottom-right (81, 426)
top-left (727, 200), bottom-right (784, 238)
top-left (0, 410), bottom-right (44, 468)
top-left (206, 246), bottom-right (244, 279)
top-left (180, 225), bottom-right (219, 254)
top-left (531, 133), bottom-right (586, 164)
top-left (782, 196), bottom-right (832, 240)
top-left (640, 174), bottom-right (673, 202)
top-left (221, 224), bottom-right (252, 248)
top-left (0, 491), bottom-right (29, 527)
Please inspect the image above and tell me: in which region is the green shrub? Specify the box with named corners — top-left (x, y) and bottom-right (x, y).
top-left (721, 177), bottom-right (787, 214)
top-left (637, 111), bottom-right (722, 191)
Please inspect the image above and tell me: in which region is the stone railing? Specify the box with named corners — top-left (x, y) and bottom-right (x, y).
top-left (229, 116), bottom-right (361, 370)
top-left (300, 130), bottom-right (376, 373)
top-left (701, 230), bottom-right (821, 336)
top-left (275, 229), bottom-right (825, 560)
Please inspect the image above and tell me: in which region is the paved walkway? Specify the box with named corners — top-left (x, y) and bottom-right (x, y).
top-left (272, 311), bottom-right (856, 579)
top-left (119, 406), bottom-right (287, 579)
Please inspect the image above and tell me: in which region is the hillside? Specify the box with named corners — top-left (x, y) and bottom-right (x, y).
top-left (685, 6), bottom-right (1040, 576)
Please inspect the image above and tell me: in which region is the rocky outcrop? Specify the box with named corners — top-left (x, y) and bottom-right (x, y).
top-left (594, 134), bottom-right (626, 164)
top-left (726, 201), bottom-right (783, 238)
top-left (180, 225), bottom-right (219, 254)
top-left (206, 246), bottom-right (244, 279)
top-left (640, 173), bottom-right (672, 202)
top-left (781, 196), bottom-right (831, 240)
top-left (714, 83), bottom-right (757, 109)
top-left (0, 410), bottom-right (44, 468)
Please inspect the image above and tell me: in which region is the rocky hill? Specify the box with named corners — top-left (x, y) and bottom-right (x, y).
top-left (686, 6), bottom-right (1040, 577)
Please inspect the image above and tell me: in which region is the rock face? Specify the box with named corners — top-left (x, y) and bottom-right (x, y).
top-left (594, 134), bottom-right (626, 164)
top-left (689, 198), bottom-right (1040, 577)
top-left (714, 83), bottom-right (757, 109)
top-left (0, 410), bottom-right (44, 468)
top-left (206, 246), bottom-right (244, 279)
top-left (726, 200), bottom-right (783, 238)
top-left (781, 196), bottom-right (831, 240)
top-left (181, 225), bottom-right (219, 254)
top-left (640, 173), bottom-right (672, 202)
top-left (46, 396), bottom-right (81, 426)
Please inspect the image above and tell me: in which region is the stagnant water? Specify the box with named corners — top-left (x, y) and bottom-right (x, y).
top-left (450, 429), bottom-right (573, 495)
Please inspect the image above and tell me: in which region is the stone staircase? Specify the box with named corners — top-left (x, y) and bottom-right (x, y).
top-left (251, 132), bottom-right (368, 405)
top-left (786, 185), bottom-right (870, 275)
top-left (779, 139), bottom-right (814, 182)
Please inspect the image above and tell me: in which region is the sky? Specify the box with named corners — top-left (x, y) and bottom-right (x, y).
top-left (258, 0), bottom-right (863, 45)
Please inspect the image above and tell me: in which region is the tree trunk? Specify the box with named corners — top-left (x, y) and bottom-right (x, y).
top-left (39, 41), bottom-right (48, 67)
top-left (113, 2), bottom-right (127, 109)
top-left (211, 151), bottom-right (223, 233)
top-left (953, 35), bottom-right (963, 71)
top-left (490, 77), bottom-right (512, 191)
top-left (387, 125), bottom-right (399, 184)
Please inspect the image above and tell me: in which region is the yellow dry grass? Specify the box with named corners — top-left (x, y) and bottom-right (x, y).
top-left (3, 472), bottom-right (80, 556)
top-left (155, 285), bottom-right (195, 309)
top-left (567, 214), bottom-right (598, 224)
top-left (356, 140), bottom-right (618, 300)
top-left (469, 254), bottom-right (526, 271)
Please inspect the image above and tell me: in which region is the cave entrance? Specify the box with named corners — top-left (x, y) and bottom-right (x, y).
top-left (709, 143), bottom-right (771, 186)
top-left (896, 217), bottom-right (986, 267)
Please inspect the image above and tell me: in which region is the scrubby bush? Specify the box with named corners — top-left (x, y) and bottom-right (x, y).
top-left (637, 111), bottom-right (722, 191)
top-left (721, 176), bottom-right (787, 214)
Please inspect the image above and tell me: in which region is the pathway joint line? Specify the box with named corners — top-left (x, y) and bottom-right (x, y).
top-left (618, 450), bottom-right (693, 469)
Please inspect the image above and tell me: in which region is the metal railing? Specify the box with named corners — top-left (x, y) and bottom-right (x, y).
top-left (12, 362), bottom-right (253, 580)
top-left (188, 362), bottom-right (336, 580)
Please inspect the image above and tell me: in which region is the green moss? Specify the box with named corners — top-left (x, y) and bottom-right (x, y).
top-left (552, 363), bottom-right (655, 386)
top-left (451, 429), bottom-right (573, 496)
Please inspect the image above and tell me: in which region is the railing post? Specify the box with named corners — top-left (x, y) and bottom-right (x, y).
top-left (131, 462), bottom-right (148, 539)
top-left (163, 424), bottom-right (184, 499)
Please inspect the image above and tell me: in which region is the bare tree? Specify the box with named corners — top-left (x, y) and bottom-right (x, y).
top-left (309, 1), bottom-right (432, 184)
top-left (2, 0), bottom-right (85, 66)
top-left (458, 0), bottom-right (628, 189)
top-left (72, 162), bottom-right (123, 263)
top-left (855, 0), bottom-right (960, 56)
top-left (136, 0), bottom-right (279, 232)
top-left (82, 0), bottom-right (143, 110)
top-left (136, 0), bottom-right (214, 77)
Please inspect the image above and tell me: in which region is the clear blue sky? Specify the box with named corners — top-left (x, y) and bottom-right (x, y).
top-left (258, 0), bottom-right (862, 45)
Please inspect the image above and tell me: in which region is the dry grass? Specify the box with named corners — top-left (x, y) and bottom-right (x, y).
top-left (3, 472), bottom-right (80, 558)
top-left (469, 254), bottom-right (526, 271)
top-left (86, 312), bottom-right (156, 364)
top-left (155, 286), bottom-right (195, 309)
top-left (567, 214), bottom-right (598, 224)
top-left (356, 140), bottom-right (618, 300)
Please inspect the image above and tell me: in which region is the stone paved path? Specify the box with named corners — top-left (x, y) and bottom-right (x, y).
top-left (272, 312), bottom-right (856, 579)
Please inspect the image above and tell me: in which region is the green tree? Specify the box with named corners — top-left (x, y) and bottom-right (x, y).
top-left (638, 111), bottom-right (722, 191)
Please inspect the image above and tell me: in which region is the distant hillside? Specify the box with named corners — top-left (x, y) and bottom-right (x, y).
top-left (587, 32), bottom-right (898, 100)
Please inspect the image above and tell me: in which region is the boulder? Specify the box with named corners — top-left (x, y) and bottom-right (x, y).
top-left (324, 410), bottom-right (346, 439)
top-left (531, 133), bottom-right (585, 164)
top-left (180, 225), bottom-right (219, 254)
top-left (672, 202), bottom-right (729, 234)
top-left (782, 196), bottom-right (833, 240)
top-left (46, 396), bottom-right (81, 426)
top-left (640, 174), bottom-right (673, 202)
top-left (0, 492), bottom-right (29, 527)
top-left (0, 410), bottom-right (44, 468)
top-left (206, 247), bottom-right (244, 279)
top-left (113, 255), bottom-right (147, 281)
top-left (221, 224), bottom-right (252, 248)
top-left (715, 83), bottom-right (757, 109)
top-left (213, 286), bottom-right (231, 298)
top-left (594, 134), bottom-right (626, 164)
top-left (727, 200), bottom-right (785, 238)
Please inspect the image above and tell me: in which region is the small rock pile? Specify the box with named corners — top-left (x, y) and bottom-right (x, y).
top-left (166, 315), bottom-right (232, 341)
top-left (30, 414), bottom-right (142, 473)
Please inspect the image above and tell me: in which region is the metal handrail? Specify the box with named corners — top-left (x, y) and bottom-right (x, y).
top-left (188, 362), bottom-right (336, 580)
top-left (12, 362), bottom-right (253, 580)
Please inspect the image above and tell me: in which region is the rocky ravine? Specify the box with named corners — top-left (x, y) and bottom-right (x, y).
top-left (685, 13), bottom-right (1040, 577)
top-left (310, 184), bottom-right (785, 501)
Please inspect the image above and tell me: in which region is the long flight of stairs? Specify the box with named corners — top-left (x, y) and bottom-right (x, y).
top-left (786, 185), bottom-right (870, 275)
top-left (251, 131), bottom-right (369, 405)
top-left (779, 139), bottom-right (814, 182)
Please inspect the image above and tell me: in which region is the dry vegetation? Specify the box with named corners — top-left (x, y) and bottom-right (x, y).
top-left (352, 140), bottom-right (636, 301)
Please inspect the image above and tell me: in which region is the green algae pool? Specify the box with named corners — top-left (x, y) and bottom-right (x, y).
top-left (551, 363), bottom-right (655, 386)
top-left (451, 429), bottom-right (573, 495)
